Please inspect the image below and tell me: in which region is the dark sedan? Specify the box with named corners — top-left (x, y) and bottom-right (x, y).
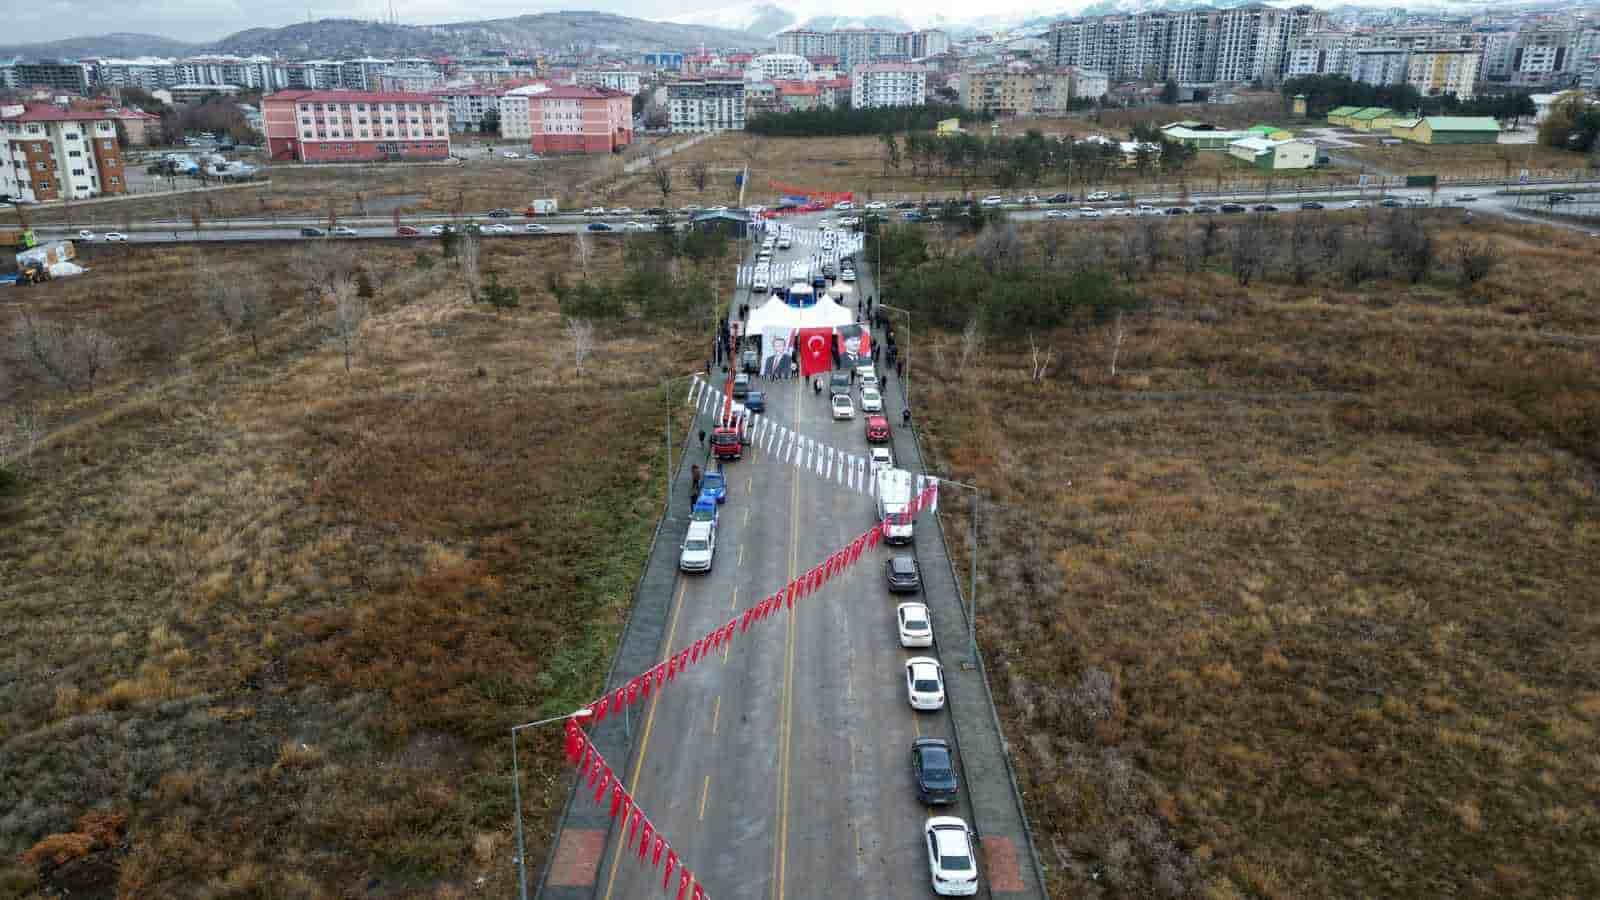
top-left (893, 200), bottom-right (919, 209)
top-left (1299, 201), bottom-right (1325, 210)
top-left (887, 555), bottom-right (922, 593)
top-left (1047, 192), bottom-right (1073, 203)
top-left (744, 390), bottom-right (766, 413)
top-left (1252, 203), bottom-right (1279, 212)
top-left (488, 208), bottom-right (512, 217)
top-left (1219, 203), bottom-right (1247, 213)
top-left (911, 738), bottom-right (959, 805)
top-left (1191, 205), bottom-right (1217, 214)
top-left (1163, 206), bottom-right (1189, 215)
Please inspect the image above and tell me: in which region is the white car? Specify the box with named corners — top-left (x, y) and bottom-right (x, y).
top-left (831, 393), bottom-right (855, 420)
top-left (745, 205), bottom-right (766, 215)
top-left (1087, 190), bottom-right (1111, 202)
top-left (502, 151), bottom-right (521, 159)
top-left (104, 231), bottom-right (127, 242)
top-left (1109, 207), bottom-right (1134, 217)
top-left (905, 657), bottom-right (945, 710)
top-left (1022, 195), bottom-right (1040, 204)
top-left (679, 519), bottom-right (716, 573)
top-left (583, 207), bottom-right (606, 216)
top-left (860, 387), bottom-right (883, 412)
top-left (525, 223), bottom-right (549, 233)
top-left (925, 817), bottom-right (979, 896)
top-left (1078, 208), bottom-right (1103, 219)
top-left (834, 200), bottom-right (854, 210)
top-left (428, 224), bottom-right (447, 235)
top-left (980, 195), bottom-right (1003, 207)
top-left (609, 207), bottom-right (633, 215)
top-left (77, 229), bottom-right (96, 240)
top-left (625, 220), bottom-right (651, 231)
top-left (486, 223), bottom-right (513, 234)
top-left (841, 268), bottom-right (856, 282)
top-left (525, 154), bottom-right (542, 160)
top-left (1135, 204), bottom-right (1158, 216)
top-left (864, 201), bottom-right (887, 210)
top-left (897, 602), bottom-right (933, 648)
top-left (870, 447), bottom-right (893, 473)
top-left (1045, 209), bottom-right (1071, 219)
top-left (333, 225), bottom-right (359, 236)
top-left (859, 371), bottom-right (878, 390)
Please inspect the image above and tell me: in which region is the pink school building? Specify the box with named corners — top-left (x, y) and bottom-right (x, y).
top-left (262, 90), bottom-right (450, 162)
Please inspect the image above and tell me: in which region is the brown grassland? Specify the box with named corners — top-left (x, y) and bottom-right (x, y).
top-left (1333, 140), bottom-right (1592, 180)
top-left (0, 236), bottom-right (701, 895)
top-left (913, 215), bottom-right (1600, 897)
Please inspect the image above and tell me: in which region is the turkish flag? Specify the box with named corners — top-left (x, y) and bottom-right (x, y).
top-left (639, 672), bottom-right (653, 702)
top-left (868, 526), bottom-right (883, 548)
top-left (678, 868), bottom-right (693, 900)
top-left (740, 608), bottom-right (755, 633)
top-left (626, 679), bottom-right (640, 707)
top-left (592, 695), bottom-right (609, 724)
top-left (609, 783), bottom-right (624, 819)
top-left (692, 884), bottom-right (706, 900)
top-left (638, 820), bottom-right (653, 862)
top-left (663, 850), bottom-right (677, 888)
top-left (797, 327), bottom-right (833, 377)
top-left (628, 808), bottom-right (643, 848)
top-left (667, 654), bottom-right (679, 681)
top-left (594, 766), bottom-right (610, 804)
top-left (564, 720), bottom-right (582, 763)
top-left (613, 686), bottom-right (627, 717)
top-left (652, 836), bottom-right (665, 867)
top-left (654, 663), bottom-right (666, 690)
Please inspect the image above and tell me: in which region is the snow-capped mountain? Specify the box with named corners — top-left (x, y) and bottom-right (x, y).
top-left (665, 4), bottom-right (797, 38)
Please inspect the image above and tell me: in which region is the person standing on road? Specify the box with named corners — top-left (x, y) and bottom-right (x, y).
top-left (698, 429), bottom-right (706, 448)
top-left (691, 464), bottom-right (702, 496)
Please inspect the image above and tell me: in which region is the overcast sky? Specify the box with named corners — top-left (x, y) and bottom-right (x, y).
top-left (17, 0), bottom-right (1044, 45)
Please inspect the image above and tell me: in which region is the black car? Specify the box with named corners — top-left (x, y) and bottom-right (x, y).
top-left (586, 222), bottom-right (615, 232)
top-left (901, 211), bottom-right (925, 221)
top-left (1163, 206), bottom-right (1189, 215)
top-left (894, 200), bottom-right (919, 209)
top-left (1378, 198), bottom-right (1404, 208)
top-left (1548, 193), bottom-right (1576, 203)
top-left (488, 208), bottom-right (512, 217)
top-left (1111, 192), bottom-right (1132, 202)
top-left (1191, 205), bottom-right (1217, 214)
top-left (1252, 204), bottom-right (1278, 212)
top-left (1047, 192), bottom-right (1073, 203)
top-left (744, 390), bottom-right (766, 413)
top-left (1219, 203), bottom-right (1247, 213)
top-left (911, 738), bottom-right (959, 805)
top-left (643, 207), bottom-right (668, 215)
top-left (1299, 201), bottom-right (1325, 210)
top-left (300, 226), bottom-right (326, 237)
top-left (887, 556), bottom-right (922, 593)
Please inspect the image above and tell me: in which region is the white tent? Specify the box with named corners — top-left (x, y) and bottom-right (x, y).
top-left (747, 293), bottom-right (853, 335)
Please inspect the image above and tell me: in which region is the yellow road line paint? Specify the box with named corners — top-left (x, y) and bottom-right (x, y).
top-left (712, 695), bottom-right (721, 736)
top-left (699, 775), bottom-right (710, 820)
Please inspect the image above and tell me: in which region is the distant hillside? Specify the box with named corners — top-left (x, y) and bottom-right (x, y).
top-left (0, 32), bottom-right (196, 60)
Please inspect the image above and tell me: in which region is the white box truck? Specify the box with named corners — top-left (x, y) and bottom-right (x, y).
top-left (876, 468), bottom-right (914, 544)
top-left (527, 198), bottom-right (559, 215)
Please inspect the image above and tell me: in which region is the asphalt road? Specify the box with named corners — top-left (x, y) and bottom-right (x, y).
top-left (583, 221), bottom-right (992, 900)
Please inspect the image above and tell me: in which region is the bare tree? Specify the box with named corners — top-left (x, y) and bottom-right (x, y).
top-left (688, 161), bottom-right (710, 193)
top-left (573, 230), bottom-right (593, 279)
top-left (459, 229), bottom-right (482, 301)
top-left (959, 317), bottom-right (984, 372)
top-left (330, 282), bottom-right (367, 374)
top-left (1, 402), bottom-right (46, 472)
top-left (1028, 332), bottom-right (1055, 384)
top-left (1230, 219), bottom-right (1265, 287)
top-left (11, 312), bottom-right (120, 394)
top-left (210, 279), bottom-right (267, 355)
top-left (1039, 222), bottom-right (1066, 267)
top-left (1456, 238), bottom-right (1499, 288)
top-left (648, 156), bottom-right (674, 207)
top-left (975, 223), bottom-right (1022, 274)
top-left (1109, 311), bottom-right (1127, 378)
top-left (1198, 217), bottom-right (1221, 264)
top-left (567, 318), bottom-right (595, 377)
top-left (1140, 218), bottom-right (1166, 268)
top-left (1284, 217), bottom-right (1316, 286)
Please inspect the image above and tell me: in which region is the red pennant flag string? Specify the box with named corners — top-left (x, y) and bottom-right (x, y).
top-left (628, 807), bottom-right (643, 849)
top-left (609, 782), bottom-right (624, 819)
top-left (664, 850), bottom-right (677, 888)
top-left (693, 883), bottom-right (706, 900)
top-left (626, 678), bottom-right (640, 707)
top-left (593, 766), bottom-right (610, 804)
top-left (564, 719), bottom-right (582, 763)
top-left (613, 685), bottom-right (627, 714)
top-left (653, 835), bottom-right (665, 867)
top-left (638, 819), bottom-right (653, 862)
top-left (593, 695), bottom-right (609, 724)
top-left (677, 869), bottom-right (692, 900)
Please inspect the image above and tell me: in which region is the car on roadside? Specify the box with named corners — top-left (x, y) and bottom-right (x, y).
top-left (925, 817), bottom-right (978, 896)
top-left (525, 223), bottom-right (549, 233)
top-left (887, 557), bottom-right (922, 594)
top-left (911, 738), bottom-right (959, 805)
top-left (700, 470), bottom-right (727, 504)
top-left (1219, 203), bottom-right (1247, 213)
top-left (1407, 196), bottom-right (1428, 207)
top-left (488, 208), bottom-right (512, 217)
top-left (834, 200), bottom-right (854, 210)
top-left (1045, 209), bottom-right (1071, 219)
top-left (583, 207), bottom-right (606, 216)
top-left (1548, 193), bottom-right (1577, 203)
top-left (1077, 208), bottom-right (1103, 218)
top-left (77, 229), bottom-right (97, 240)
top-left (865, 414), bottom-right (890, 443)
top-left (1299, 201), bottom-right (1324, 210)
top-left (586, 222), bottom-right (615, 232)
top-left (980, 195), bottom-right (1004, 207)
top-left (104, 231), bottom-right (127, 242)
top-left (898, 601), bottom-right (933, 648)
top-left (485, 223), bottom-right (513, 234)
top-left (1454, 193), bottom-right (1478, 202)
top-left (428, 224), bottom-right (450, 235)
top-left (705, 205), bottom-right (728, 213)
top-left (902, 211), bottom-right (925, 221)
top-left (864, 201), bottom-right (888, 210)
top-left (1345, 199), bottom-right (1372, 208)
top-left (501, 151), bottom-right (521, 159)
top-left (1022, 195), bottom-right (1041, 204)
top-left (744, 390), bottom-right (766, 413)
top-left (841, 268), bottom-right (856, 282)
top-left (300, 226), bottom-right (326, 237)
top-left (679, 519), bottom-right (716, 573)
top-left (643, 207), bottom-right (668, 216)
top-left (831, 393), bottom-right (855, 420)
top-left (1252, 203), bottom-right (1278, 213)
top-left (732, 373), bottom-right (751, 400)
top-left (608, 207), bottom-right (633, 215)
top-left (396, 225), bottom-right (421, 236)
top-left (1048, 192), bottom-right (1073, 203)
top-left (1108, 207), bottom-right (1133, 217)
top-left (1163, 206), bottom-right (1189, 215)
top-left (1136, 203), bottom-right (1157, 215)
top-left (1087, 190), bottom-right (1111, 202)
top-left (870, 447), bottom-right (894, 473)
top-left (830, 372), bottom-right (851, 393)
top-left (860, 386), bottom-right (882, 412)
top-left (894, 200), bottom-right (919, 209)
top-left (905, 657), bottom-right (945, 710)
top-left (625, 220), bottom-right (651, 230)
top-left (1378, 198), bottom-right (1405, 208)
top-left (1191, 205), bottom-right (1217, 214)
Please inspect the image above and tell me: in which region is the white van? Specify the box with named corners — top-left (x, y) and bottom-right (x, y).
top-left (876, 468), bottom-right (914, 544)
top-left (778, 225), bottom-right (793, 249)
top-left (753, 268), bottom-right (770, 293)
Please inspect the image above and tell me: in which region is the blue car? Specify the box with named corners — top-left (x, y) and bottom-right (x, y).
top-left (700, 471), bottom-right (727, 504)
top-left (744, 390), bottom-right (766, 413)
top-left (587, 222), bottom-right (615, 232)
top-left (691, 496), bottom-right (718, 525)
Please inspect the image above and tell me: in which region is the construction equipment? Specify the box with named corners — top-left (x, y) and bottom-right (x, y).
top-left (1, 227), bottom-right (38, 249)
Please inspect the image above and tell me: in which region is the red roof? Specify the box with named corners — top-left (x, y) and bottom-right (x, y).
top-left (1, 104), bottom-right (117, 123)
top-left (807, 55), bottom-right (839, 65)
top-left (533, 85), bottom-right (629, 100)
top-left (265, 89), bottom-right (442, 104)
top-left (728, 53), bottom-right (754, 63)
top-left (775, 81), bottom-right (819, 96)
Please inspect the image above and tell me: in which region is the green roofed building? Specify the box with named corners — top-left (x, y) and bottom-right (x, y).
top-left (1392, 116), bottom-right (1501, 145)
top-left (1245, 124), bottom-right (1293, 139)
top-left (1348, 107), bottom-right (1401, 132)
top-left (1326, 106), bottom-right (1362, 126)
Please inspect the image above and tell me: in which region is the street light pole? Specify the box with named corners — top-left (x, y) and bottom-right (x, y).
top-left (880, 303), bottom-right (911, 410)
top-left (510, 708), bottom-right (593, 900)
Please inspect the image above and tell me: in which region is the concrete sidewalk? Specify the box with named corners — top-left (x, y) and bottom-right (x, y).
top-left (884, 366), bottom-right (1050, 900)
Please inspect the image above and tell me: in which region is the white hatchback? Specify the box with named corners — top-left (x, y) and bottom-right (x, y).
top-left (905, 657), bottom-right (945, 710)
top-left (897, 602), bottom-right (933, 648)
top-left (831, 393), bottom-right (855, 420)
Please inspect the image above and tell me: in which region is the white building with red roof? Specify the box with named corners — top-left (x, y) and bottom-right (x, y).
top-left (525, 86), bottom-right (633, 155)
top-left (262, 90), bottom-right (450, 163)
top-left (1, 103), bottom-right (127, 202)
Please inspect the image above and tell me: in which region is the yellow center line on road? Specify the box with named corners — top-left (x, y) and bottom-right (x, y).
top-left (600, 579), bottom-right (689, 900)
top-left (700, 775), bottom-right (711, 820)
top-left (739, 544), bottom-right (744, 568)
top-left (712, 695), bottom-right (721, 736)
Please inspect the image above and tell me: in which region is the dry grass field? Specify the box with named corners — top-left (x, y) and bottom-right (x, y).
top-left (0, 236), bottom-right (703, 895)
top-left (1334, 140), bottom-right (1595, 180)
top-left (912, 217), bottom-right (1600, 898)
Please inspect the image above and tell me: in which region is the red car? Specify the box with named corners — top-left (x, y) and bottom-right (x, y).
top-left (396, 225), bottom-right (420, 236)
top-left (865, 415), bottom-right (890, 443)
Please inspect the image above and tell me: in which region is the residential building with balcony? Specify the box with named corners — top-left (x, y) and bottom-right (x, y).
top-left (1, 103), bottom-right (127, 202)
top-left (575, 69), bottom-right (643, 95)
top-left (667, 79), bottom-right (746, 133)
top-left (851, 63), bottom-right (927, 109)
top-left (1407, 48), bottom-right (1481, 100)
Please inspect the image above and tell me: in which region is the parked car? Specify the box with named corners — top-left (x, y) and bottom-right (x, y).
top-left (902, 211), bottom-right (926, 221)
top-left (887, 557), bottom-right (922, 594)
top-left (679, 518), bottom-right (716, 572)
top-left (1109, 207), bottom-right (1134, 217)
top-left (1219, 203), bottom-right (1247, 213)
top-left (300, 226), bottom-right (326, 237)
top-left (980, 195), bottom-right (1004, 207)
top-left (744, 390), bottom-right (766, 413)
top-left (859, 386), bottom-right (883, 412)
top-left (1136, 203), bottom-right (1157, 215)
top-left (864, 201), bottom-right (888, 210)
top-left (1045, 209), bottom-right (1071, 219)
top-left (699, 470), bottom-right (727, 504)
top-left (1548, 193), bottom-right (1577, 203)
top-left (898, 602), bottom-right (933, 649)
top-left (1378, 198), bottom-right (1405, 208)
top-left (1022, 195), bottom-right (1041, 204)
top-left (732, 373), bottom-right (751, 400)
top-left (741, 349), bottom-right (761, 373)
top-left (857, 417), bottom-right (887, 446)
top-left (869, 447), bottom-right (893, 473)
top-left (905, 657), bottom-right (945, 710)
top-left (834, 200), bottom-right (854, 210)
top-left (643, 207), bottom-right (668, 216)
top-left (1087, 191), bottom-right (1111, 201)
top-left (483, 223), bottom-right (511, 234)
top-left (625, 220), bottom-right (651, 231)
top-left (894, 200), bottom-right (919, 209)
top-left (1252, 203), bottom-right (1278, 212)
top-left (501, 151), bottom-right (520, 159)
top-left (830, 372), bottom-right (851, 393)
top-left (1191, 205), bottom-right (1217, 214)
top-left (1407, 196), bottom-right (1428, 207)
top-left (396, 225), bottom-right (421, 236)
top-left (77, 229), bottom-right (96, 240)
top-left (911, 738), bottom-right (959, 805)
top-left (586, 222), bottom-right (615, 232)
top-left (831, 393), bottom-right (855, 420)
top-left (488, 208), bottom-right (512, 217)
top-left (1163, 206), bottom-right (1189, 215)
top-left (1048, 192), bottom-right (1073, 203)
top-left (104, 231), bottom-right (127, 242)
top-left (1299, 201), bottom-right (1324, 210)
top-left (583, 207), bottom-right (606, 216)
top-left (840, 268), bottom-right (856, 282)
top-left (925, 817), bottom-right (978, 896)
top-left (525, 223), bottom-right (549, 233)
top-left (1077, 208), bottom-right (1103, 219)
top-left (1454, 194), bottom-right (1478, 202)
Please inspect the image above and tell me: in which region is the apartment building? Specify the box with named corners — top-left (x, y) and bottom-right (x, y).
top-left (431, 85), bottom-right (503, 132)
top-left (745, 81), bottom-right (780, 117)
top-left (9, 62), bottom-right (92, 93)
top-left (774, 81), bottom-right (820, 112)
top-left (746, 54), bottom-right (812, 83)
top-left (497, 83), bottom-right (550, 139)
top-left (1408, 48), bottom-right (1481, 99)
top-left (575, 70), bottom-right (643, 95)
top-left (1482, 27), bottom-right (1600, 85)
top-left (776, 28), bottom-right (952, 68)
top-left (524, 86), bottom-right (631, 154)
top-left (667, 79), bottom-right (746, 133)
top-left (1349, 48), bottom-right (1411, 86)
top-left (262, 90), bottom-right (450, 162)
top-left (0, 103), bottom-right (126, 203)
top-left (1049, 5), bottom-right (1326, 85)
top-left (379, 67), bottom-right (445, 93)
top-left (641, 51), bottom-right (685, 71)
top-left (852, 64), bottom-right (927, 108)
top-left (959, 66), bottom-right (1105, 116)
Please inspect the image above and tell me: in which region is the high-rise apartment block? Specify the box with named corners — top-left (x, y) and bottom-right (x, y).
top-left (667, 79), bottom-right (746, 133)
top-left (1048, 5), bottom-right (1326, 84)
top-left (776, 28), bottom-right (951, 68)
top-left (851, 64), bottom-right (928, 109)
